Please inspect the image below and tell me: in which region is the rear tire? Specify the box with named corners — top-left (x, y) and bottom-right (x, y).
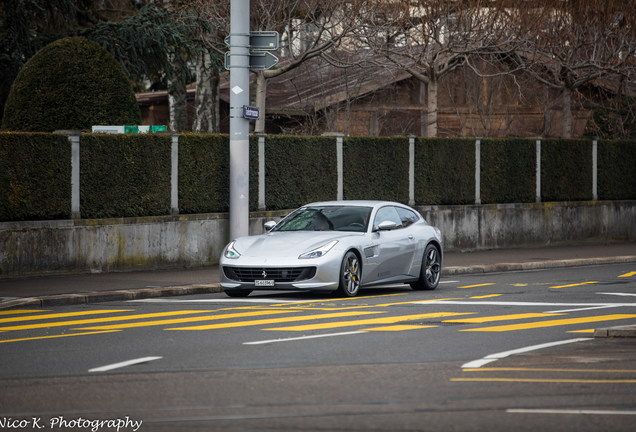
top-left (224, 290), bottom-right (252, 298)
top-left (410, 244), bottom-right (441, 291)
top-left (336, 251), bottom-right (361, 297)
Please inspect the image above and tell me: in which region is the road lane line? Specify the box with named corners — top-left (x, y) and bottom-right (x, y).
top-left (262, 312), bottom-right (474, 332)
top-left (443, 313), bottom-right (564, 324)
top-left (508, 409), bottom-right (636, 415)
top-left (89, 356), bottom-right (162, 373)
top-left (457, 283), bottom-right (495, 289)
top-left (619, 272), bottom-right (636, 278)
top-left (460, 314), bottom-right (636, 332)
top-left (0, 310), bottom-right (51, 315)
top-left (550, 281), bottom-right (598, 289)
top-left (129, 298), bottom-right (305, 304)
top-left (244, 331), bottom-right (366, 345)
top-left (75, 310), bottom-right (299, 330)
top-left (470, 294), bottom-right (502, 299)
top-left (412, 300), bottom-right (636, 307)
top-left (0, 310), bottom-right (133, 324)
top-left (166, 311), bottom-right (385, 331)
top-left (544, 305), bottom-right (619, 313)
top-left (362, 325), bottom-right (437, 331)
top-left (464, 367), bottom-right (636, 373)
top-left (599, 292), bottom-right (636, 297)
top-left (0, 330), bottom-right (120, 344)
top-left (454, 378), bottom-right (636, 383)
top-left (0, 310), bottom-right (218, 331)
top-left (461, 338), bottom-right (593, 368)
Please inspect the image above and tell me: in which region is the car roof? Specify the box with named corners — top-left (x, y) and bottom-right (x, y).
top-left (303, 200), bottom-right (409, 208)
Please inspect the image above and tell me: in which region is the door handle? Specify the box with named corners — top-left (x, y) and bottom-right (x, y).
top-left (408, 235), bottom-right (414, 240)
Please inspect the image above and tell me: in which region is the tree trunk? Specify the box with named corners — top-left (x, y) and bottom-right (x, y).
top-left (193, 51), bottom-right (220, 133)
top-left (254, 71), bottom-right (267, 133)
top-left (562, 87), bottom-right (571, 138)
top-left (168, 77), bottom-right (188, 132)
top-left (427, 78), bottom-right (438, 138)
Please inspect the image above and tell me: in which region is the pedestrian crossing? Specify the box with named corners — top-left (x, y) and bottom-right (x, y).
top-left (0, 295), bottom-right (635, 344)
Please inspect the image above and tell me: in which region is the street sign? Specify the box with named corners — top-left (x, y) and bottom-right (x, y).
top-left (225, 51), bottom-right (279, 71)
top-left (243, 105), bottom-right (259, 120)
top-left (224, 31), bottom-right (279, 50)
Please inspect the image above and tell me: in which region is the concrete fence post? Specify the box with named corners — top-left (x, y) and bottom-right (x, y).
top-left (255, 133), bottom-right (267, 210)
top-left (54, 130), bottom-right (82, 219)
top-left (170, 132), bottom-right (180, 215)
top-left (408, 135), bottom-right (416, 206)
top-left (475, 138), bottom-right (481, 205)
top-left (322, 132), bottom-right (345, 201)
top-left (593, 139), bottom-right (598, 201)
top-left (536, 138), bottom-right (542, 203)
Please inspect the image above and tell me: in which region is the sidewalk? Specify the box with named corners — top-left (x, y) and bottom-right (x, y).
top-left (1, 242), bottom-right (635, 317)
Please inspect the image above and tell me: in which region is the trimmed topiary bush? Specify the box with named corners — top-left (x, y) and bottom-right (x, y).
top-left (1, 36), bottom-right (140, 132)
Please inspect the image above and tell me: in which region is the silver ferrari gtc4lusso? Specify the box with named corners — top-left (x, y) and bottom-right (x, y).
top-left (220, 200), bottom-right (443, 297)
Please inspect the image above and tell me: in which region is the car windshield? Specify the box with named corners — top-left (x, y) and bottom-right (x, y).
top-left (273, 206), bottom-right (372, 232)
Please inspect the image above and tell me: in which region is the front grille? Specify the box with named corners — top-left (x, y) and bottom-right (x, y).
top-left (223, 266), bottom-right (316, 283)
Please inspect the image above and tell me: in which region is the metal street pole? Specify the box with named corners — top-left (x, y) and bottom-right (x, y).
top-left (229, 0), bottom-right (250, 240)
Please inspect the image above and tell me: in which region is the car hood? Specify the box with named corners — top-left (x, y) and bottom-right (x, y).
top-left (233, 231), bottom-right (361, 258)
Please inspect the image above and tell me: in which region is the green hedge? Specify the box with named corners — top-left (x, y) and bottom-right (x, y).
top-left (541, 139), bottom-right (593, 202)
top-left (264, 135), bottom-right (337, 210)
top-left (179, 133), bottom-right (230, 214)
top-left (343, 136), bottom-right (409, 203)
top-left (0, 132), bottom-right (71, 221)
top-left (415, 138), bottom-right (475, 205)
top-left (80, 134), bottom-right (171, 218)
top-left (481, 138), bottom-right (535, 204)
top-left (598, 139), bottom-right (636, 200)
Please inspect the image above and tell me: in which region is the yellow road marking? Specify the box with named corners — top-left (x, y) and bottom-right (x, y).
top-left (0, 330), bottom-right (120, 344)
top-left (0, 310), bottom-right (51, 315)
top-left (362, 325), bottom-right (438, 331)
top-left (458, 283), bottom-right (495, 289)
top-left (452, 378), bottom-right (636, 383)
top-left (0, 310), bottom-right (133, 324)
top-left (619, 271), bottom-right (636, 278)
top-left (263, 312), bottom-right (474, 332)
top-left (444, 313), bottom-right (563, 324)
top-left (567, 329), bottom-right (596, 333)
top-left (75, 310), bottom-right (301, 330)
top-left (167, 311), bottom-right (386, 331)
top-left (470, 294), bottom-right (502, 299)
top-left (463, 367), bottom-right (636, 373)
top-left (460, 314), bottom-right (636, 332)
top-left (550, 281), bottom-right (598, 289)
top-left (0, 310), bottom-right (217, 331)
top-left (376, 298), bottom-right (463, 307)
top-left (262, 293), bottom-right (407, 308)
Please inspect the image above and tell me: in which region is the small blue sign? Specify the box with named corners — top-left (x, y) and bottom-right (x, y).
top-left (243, 106), bottom-right (260, 120)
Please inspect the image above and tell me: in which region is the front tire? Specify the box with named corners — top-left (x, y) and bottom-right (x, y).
top-left (224, 289), bottom-right (252, 298)
top-left (336, 251), bottom-right (361, 297)
top-left (410, 244), bottom-right (441, 291)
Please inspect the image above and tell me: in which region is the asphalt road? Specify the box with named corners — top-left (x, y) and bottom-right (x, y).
top-left (1, 263), bottom-right (636, 431)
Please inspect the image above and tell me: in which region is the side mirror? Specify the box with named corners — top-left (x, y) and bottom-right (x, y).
top-left (377, 220), bottom-right (397, 231)
top-left (264, 221), bottom-right (277, 231)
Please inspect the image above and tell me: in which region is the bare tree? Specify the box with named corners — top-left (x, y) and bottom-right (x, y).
top-left (516, 0), bottom-right (636, 138)
top-left (356, 0), bottom-right (526, 137)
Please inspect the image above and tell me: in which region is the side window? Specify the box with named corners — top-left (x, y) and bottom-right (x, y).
top-left (396, 207), bottom-right (420, 228)
top-left (372, 206), bottom-right (403, 231)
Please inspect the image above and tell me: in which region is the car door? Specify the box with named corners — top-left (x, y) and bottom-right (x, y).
top-left (364, 206), bottom-right (416, 284)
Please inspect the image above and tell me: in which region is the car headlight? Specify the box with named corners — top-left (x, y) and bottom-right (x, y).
top-left (224, 241), bottom-right (241, 259)
top-left (299, 240), bottom-right (338, 259)
top-left (434, 227), bottom-right (442, 241)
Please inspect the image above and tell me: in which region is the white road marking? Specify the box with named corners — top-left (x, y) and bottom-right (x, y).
top-left (599, 292), bottom-right (636, 297)
top-left (544, 305), bottom-right (620, 313)
top-left (415, 300), bottom-right (636, 307)
top-left (508, 409), bottom-right (636, 416)
top-left (244, 331), bottom-right (366, 345)
top-left (461, 338), bottom-right (593, 369)
top-left (88, 356), bottom-right (162, 372)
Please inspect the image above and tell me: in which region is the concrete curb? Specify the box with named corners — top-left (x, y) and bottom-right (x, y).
top-left (594, 326), bottom-right (636, 338)
top-left (0, 284), bottom-right (222, 310)
top-left (442, 255), bottom-right (636, 276)
top-left (1, 255), bottom-right (635, 310)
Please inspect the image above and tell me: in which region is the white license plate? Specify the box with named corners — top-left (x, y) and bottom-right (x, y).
top-left (255, 279), bottom-right (275, 287)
